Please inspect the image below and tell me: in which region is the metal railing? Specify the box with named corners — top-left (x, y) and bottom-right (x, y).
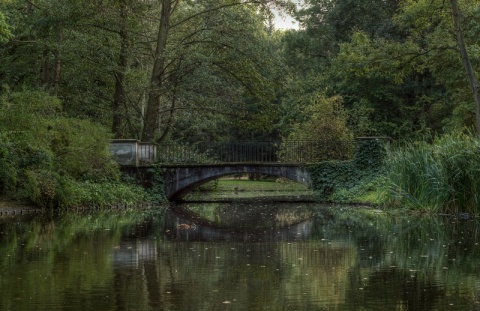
top-left (156, 140), bottom-right (354, 164)
top-left (138, 142), bottom-right (157, 166)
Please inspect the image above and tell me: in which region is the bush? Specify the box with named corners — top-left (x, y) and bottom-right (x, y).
top-left (47, 118), bottom-right (120, 181)
top-left (0, 89), bottom-right (144, 210)
top-left (0, 90), bottom-right (118, 179)
top-left (307, 138), bottom-right (388, 203)
top-left (66, 181), bottom-right (147, 209)
top-left (23, 169), bottom-right (59, 209)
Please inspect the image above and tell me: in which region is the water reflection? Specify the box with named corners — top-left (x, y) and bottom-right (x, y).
top-left (164, 202), bottom-right (314, 242)
top-left (0, 205), bottom-right (480, 310)
top-left (112, 239), bottom-right (157, 268)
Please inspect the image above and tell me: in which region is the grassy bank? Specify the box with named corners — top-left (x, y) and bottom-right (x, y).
top-left (215, 178), bottom-right (310, 192)
top-left (190, 176), bottom-right (383, 204)
top-left (188, 178), bottom-right (312, 201)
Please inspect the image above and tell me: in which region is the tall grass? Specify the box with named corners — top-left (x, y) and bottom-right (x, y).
top-left (384, 132), bottom-right (480, 214)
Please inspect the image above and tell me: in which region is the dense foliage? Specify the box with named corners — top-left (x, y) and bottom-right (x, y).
top-left (308, 138), bottom-right (387, 203)
top-left (0, 89), bottom-right (146, 209)
top-left (282, 0), bottom-right (479, 139)
top-left (1, 0), bottom-right (478, 141)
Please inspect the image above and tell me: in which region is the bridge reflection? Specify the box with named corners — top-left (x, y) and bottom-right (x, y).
top-left (164, 213), bottom-right (314, 243)
top-left (112, 239), bottom-right (157, 268)
top-left (111, 204), bottom-right (316, 268)
top-left (110, 205), bottom-right (359, 310)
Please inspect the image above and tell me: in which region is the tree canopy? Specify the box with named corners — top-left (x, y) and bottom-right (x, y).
top-left (0, 0), bottom-right (479, 144)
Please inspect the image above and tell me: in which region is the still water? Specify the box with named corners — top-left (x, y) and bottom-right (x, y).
top-left (1, 202), bottom-right (480, 310)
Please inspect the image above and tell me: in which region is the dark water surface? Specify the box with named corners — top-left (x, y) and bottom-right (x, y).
top-left (1, 202), bottom-right (480, 310)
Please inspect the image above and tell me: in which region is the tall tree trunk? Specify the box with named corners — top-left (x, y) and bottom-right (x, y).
top-left (156, 92), bottom-right (177, 143)
top-left (41, 26), bottom-right (62, 93)
top-left (41, 46), bottom-right (50, 85)
top-left (450, 0), bottom-right (480, 136)
top-left (141, 0), bottom-right (172, 142)
top-left (112, 2), bottom-right (129, 138)
top-left (52, 26), bottom-right (62, 95)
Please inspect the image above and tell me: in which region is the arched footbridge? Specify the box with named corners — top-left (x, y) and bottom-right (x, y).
top-left (110, 139), bottom-right (378, 201)
top-left (163, 163), bottom-right (312, 201)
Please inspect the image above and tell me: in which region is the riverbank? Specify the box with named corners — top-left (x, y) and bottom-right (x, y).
top-left (0, 195), bottom-right (159, 216)
top-left (0, 197), bottom-right (41, 215)
top-left (0, 177), bottom-right (380, 214)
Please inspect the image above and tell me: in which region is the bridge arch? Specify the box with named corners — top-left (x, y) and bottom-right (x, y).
top-left (163, 164), bottom-right (311, 201)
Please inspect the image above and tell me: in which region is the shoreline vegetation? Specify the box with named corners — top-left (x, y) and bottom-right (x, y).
top-left (189, 132), bottom-right (480, 216)
top-left (1, 98), bottom-right (474, 215)
top-left (383, 132), bottom-right (480, 215)
top-left (0, 91), bottom-right (151, 212)
top-left (1, 128), bottom-right (479, 216)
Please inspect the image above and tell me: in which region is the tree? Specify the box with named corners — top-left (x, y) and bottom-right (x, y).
top-left (281, 0), bottom-right (480, 139)
top-left (141, 0), bottom-right (292, 142)
top-left (0, 12), bottom-right (13, 43)
top-left (142, 0), bottom-right (172, 142)
top-left (449, 0), bottom-right (480, 136)
top-left (331, 31), bottom-right (451, 138)
top-left (286, 94), bottom-right (352, 141)
top-left (278, 0), bottom-right (421, 139)
top-left (280, 94), bottom-right (353, 161)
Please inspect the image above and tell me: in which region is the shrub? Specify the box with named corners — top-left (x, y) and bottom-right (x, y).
top-left (307, 138), bottom-right (389, 202)
top-left (23, 169), bottom-right (59, 209)
top-left (0, 89), bottom-right (142, 210)
top-left (65, 181), bottom-right (146, 209)
top-left (0, 90), bottom-right (118, 180)
top-left (47, 118), bottom-right (120, 181)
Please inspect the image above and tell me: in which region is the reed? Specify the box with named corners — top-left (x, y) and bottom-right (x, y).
top-left (384, 132), bottom-right (480, 214)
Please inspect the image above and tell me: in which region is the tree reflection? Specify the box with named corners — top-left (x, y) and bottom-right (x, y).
top-left (1, 206), bottom-right (480, 310)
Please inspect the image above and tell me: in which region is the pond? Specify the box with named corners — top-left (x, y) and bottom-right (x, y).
top-left (0, 201), bottom-right (479, 310)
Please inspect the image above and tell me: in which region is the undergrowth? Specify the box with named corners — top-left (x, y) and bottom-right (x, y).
top-left (307, 138), bottom-right (388, 204)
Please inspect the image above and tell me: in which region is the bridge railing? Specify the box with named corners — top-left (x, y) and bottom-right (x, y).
top-left (156, 140), bottom-right (353, 164)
